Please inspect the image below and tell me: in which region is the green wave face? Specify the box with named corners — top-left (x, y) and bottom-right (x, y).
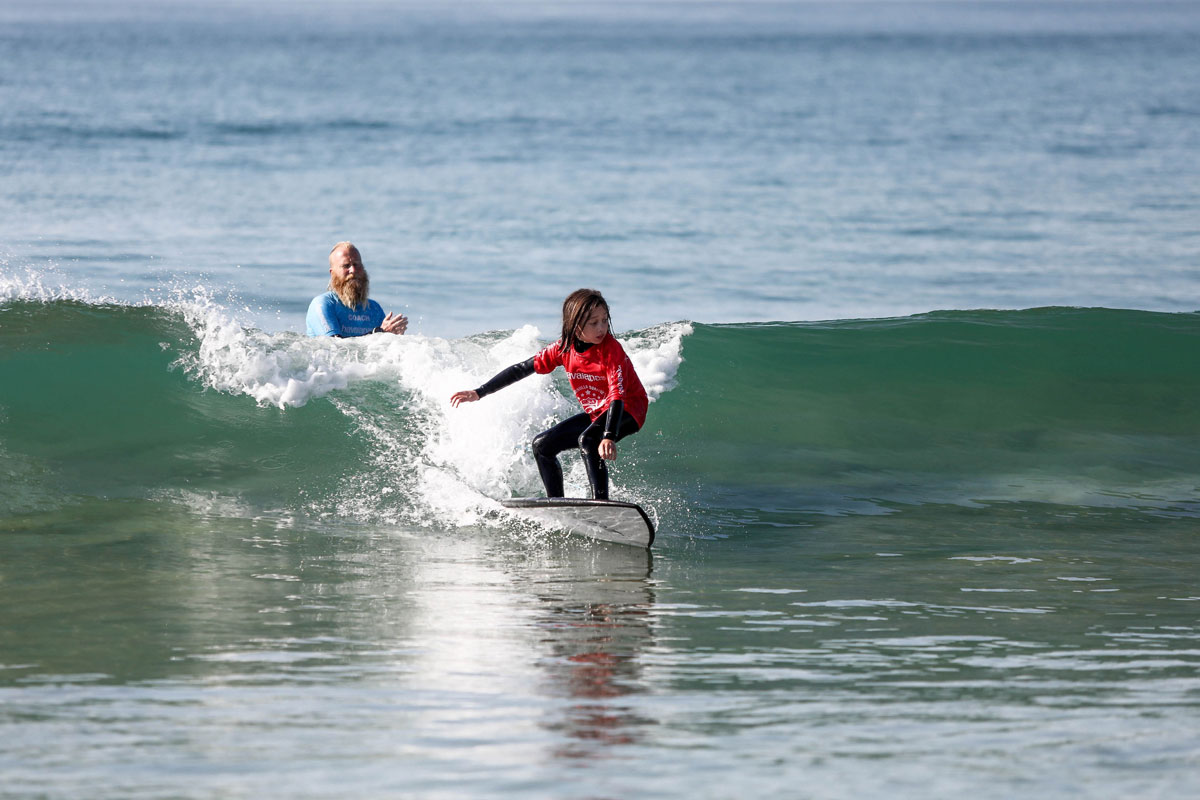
top-left (653, 309), bottom-right (1200, 518)
top-left (0, 300), bottom-right (361, 519)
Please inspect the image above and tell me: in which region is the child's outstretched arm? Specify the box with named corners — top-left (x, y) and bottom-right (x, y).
top-left (450, 358), bottom-right (536, 408)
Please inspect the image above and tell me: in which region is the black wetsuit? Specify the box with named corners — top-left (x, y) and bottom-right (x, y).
top-left (474, 341), bottom-right (641, 500)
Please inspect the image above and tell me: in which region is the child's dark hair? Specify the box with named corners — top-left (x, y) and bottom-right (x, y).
top-left (560, 288), bottom-right (609, 353)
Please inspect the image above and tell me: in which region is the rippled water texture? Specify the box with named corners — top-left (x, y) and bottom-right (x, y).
top-left (2, 1), bottom-right (1199, 797)
top-left (3, 504), bottom-right (1197, 798)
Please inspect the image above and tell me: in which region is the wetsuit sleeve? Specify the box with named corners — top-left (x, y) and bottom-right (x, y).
top-left (475, 358), bottom-right (536, 399)
top-left (602, 399), bottom-right (624, 439)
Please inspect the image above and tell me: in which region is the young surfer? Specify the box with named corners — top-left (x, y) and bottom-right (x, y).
top-left (450, 288), bottom-right (648, 501)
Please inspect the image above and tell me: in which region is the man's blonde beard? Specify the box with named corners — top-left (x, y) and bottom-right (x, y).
top-left (330, 271), bottom-right (370, 309)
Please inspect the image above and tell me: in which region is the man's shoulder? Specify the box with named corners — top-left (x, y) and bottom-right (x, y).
top-left (309, 291), bottom-right (339, 310)
top-left (306, 292), bottom-right (340, 336)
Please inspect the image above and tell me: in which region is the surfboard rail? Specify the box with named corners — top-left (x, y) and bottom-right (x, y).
top-left (499, 497), bottom-right (656, 549)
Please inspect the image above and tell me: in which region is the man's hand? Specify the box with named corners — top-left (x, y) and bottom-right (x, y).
top-left (599, 439), bottom-right (617, 461)
top-left (380, 312), bottom-right (408, 335)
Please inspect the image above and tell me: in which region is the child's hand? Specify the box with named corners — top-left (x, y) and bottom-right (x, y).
top-left (599, 439), bottom-right (617, 461)
top-left (450, 390), bottom-right (479, 407)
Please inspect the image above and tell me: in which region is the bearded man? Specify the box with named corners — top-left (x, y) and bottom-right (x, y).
top-left (305, 242), bottom-right (409, 337)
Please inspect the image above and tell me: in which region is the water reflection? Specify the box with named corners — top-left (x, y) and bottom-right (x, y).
top-left (519, 544), bottom-right (658, 760)
top-left (2, 508), bottom-right (666, 787)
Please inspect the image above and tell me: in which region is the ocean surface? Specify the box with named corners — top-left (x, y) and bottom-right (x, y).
top-left (2, 2), bottom-right (1199, 798)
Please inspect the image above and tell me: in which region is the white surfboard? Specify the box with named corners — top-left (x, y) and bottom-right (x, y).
top-left (500, 498), bottom-right (656, 549)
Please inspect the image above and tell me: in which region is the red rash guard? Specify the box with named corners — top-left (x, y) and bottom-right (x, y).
top-left (533, 336), bottom-right (648, 427)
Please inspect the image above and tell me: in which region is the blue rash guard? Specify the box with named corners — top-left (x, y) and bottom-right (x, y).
top-left (306, 292), bottom-right (385, 337)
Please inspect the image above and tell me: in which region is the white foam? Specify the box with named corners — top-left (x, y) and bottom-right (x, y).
top-left (174, 290), bottom-right (375, 409)
top-left (621, 322), bottom-right (692, 401)
top-left (174, 306), bottom-right (692, 528)
top-left (0, 263), bottom-right (118, 305)
top-left (418, 325), bottom-right (576, 518)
